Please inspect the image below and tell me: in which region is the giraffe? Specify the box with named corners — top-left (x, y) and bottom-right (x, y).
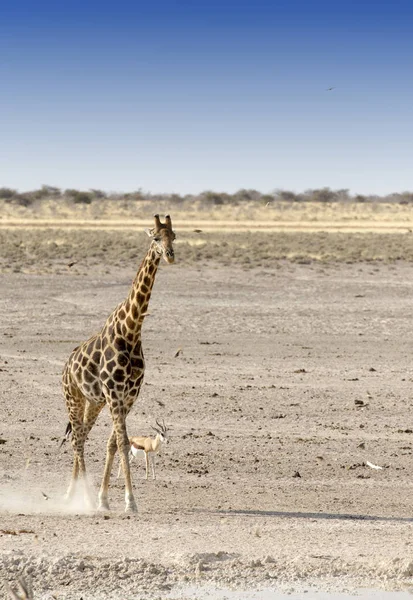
top-left (61, 214), bottom-right (176, 512)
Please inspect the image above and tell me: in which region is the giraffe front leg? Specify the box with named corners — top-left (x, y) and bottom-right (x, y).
top-left (99, 393), bottom-right (138, 512)
top-left (98, 426), bottom-right (137, 512)
top-left (117, 425), bottom-right (138, 513)
top-left (98, 429), bottom-right (117, 511)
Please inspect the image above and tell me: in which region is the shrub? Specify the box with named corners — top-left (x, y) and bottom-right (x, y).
top-left (64, 188), bottom-right (81, 198)
top-left (89, 189), bottom-right (107, 199)
top-left (0, 187), bottom-right (17, 199)
top-left (201, 191), bottom-right (225, 205)
top-left (14, 194), bottom-right (34, 207)
top-left (39, 185), bottom-right (61, 197)
top-left (274, 190), bottom-right (298, 202)
top-left (72, 191), bottom-right (93, 204)
top-left (311, 187), bottom-right (337, 203)
top-left (234, 189), bottom-right (262, 202)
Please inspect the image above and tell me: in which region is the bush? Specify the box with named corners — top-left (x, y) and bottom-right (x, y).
top-left (72, 191), bottom-right (93, 204)
top-left (0, 187), bottom-right (17, 199)
top-left (39, 185), bottom-right (61, 197)
top-left (201, 191), bottom-right (226, 205)
top-left (64, 188), bottom-right (81, 198)
top-left (274, 190), bottom-right (298, 202)
top-left (234, 189), bottom-right (262, 202)
top-left (311, 188), bottom-right (337, 203)
top-left (14, 194), bottom-right (34, 207)
top-left (169, 193), bottom-right (185, 204)
top-left (89, 189), bottom-right (107, 199)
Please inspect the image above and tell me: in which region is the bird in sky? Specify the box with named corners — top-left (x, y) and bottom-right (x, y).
top-left (326, 87), bottom-right (335, 91)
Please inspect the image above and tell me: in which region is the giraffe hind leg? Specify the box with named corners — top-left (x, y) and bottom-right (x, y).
top-left (64, 391), bottom-right (104, 509)
top-left (80, 400), bottom-right (105, 508)
top-left (63, 387), bottom-right (85, 503)
top-left (98, 427), bottom-right (117, 511)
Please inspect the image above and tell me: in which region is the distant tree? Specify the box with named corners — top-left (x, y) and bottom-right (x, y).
top-left (40, 185), bottom-right (61, 197)
top-left (0, 187), bottom-right (17, 199)
top-left (389, 192), bottom-right (413, 205)
top-left (72, 191), bottom-right (93, 204)
top-left (63, 188), bottom-right (92, 204)
top-left (234, 189), bottom-right (262, 202)
top-left (124, 189), bottom-right (146, 201)
top-left (274, 189), bottom-right (298, 202)
top-left (89, 189), bottom-right (107, 199)
top-left (169, 193), bottom-right (184, 204)
top-left (336, 189), bottom-right (351, 202)
top-left (64, 188), bottom-right (81, 198)
top-left (401, 192), bottom-right (413, 204)
top-left (201, 191), bottom-right (227, 205)
top-left (311, 187), bottom-right (337, 203)
top-left (14, 193), bottom-right (34, 207)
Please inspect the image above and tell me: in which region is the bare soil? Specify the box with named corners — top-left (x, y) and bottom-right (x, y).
top-left (1, 221), bottom-right (413, 599)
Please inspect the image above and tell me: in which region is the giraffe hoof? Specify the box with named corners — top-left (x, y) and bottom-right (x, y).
top-left (97, 501), bottom-right (110, 512)
top-left (125, 501), bottom-right (138, 513)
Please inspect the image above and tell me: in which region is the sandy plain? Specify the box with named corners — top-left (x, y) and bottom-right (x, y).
top-left (1, 201), bottom-right (413, 599)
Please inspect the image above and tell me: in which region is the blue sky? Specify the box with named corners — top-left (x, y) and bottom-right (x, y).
top-left (1, 0), bottom-right (412, 195)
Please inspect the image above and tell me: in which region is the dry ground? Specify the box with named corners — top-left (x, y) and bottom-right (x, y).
top-left (1, 206), bottom-right (413, 598)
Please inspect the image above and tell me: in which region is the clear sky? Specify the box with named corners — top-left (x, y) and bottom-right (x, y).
top-left (1, 0), bottom-right (412, 195)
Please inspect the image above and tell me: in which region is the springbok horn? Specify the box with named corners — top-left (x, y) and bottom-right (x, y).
top-left (162, 418), bottom-right (166, 431)
top-left (154, 214), bottom-right (162, 232)
top-left (155, 418), bottom-right (163, 431)
top-left (165, 215), bottom-right (172, 230)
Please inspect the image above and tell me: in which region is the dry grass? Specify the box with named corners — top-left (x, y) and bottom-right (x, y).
top-left (2, 201), bottom-right (413, 274)
top-left (1, 228), bottom-right (413, 274)
top-left (2, 199), bottom-right (413, 226)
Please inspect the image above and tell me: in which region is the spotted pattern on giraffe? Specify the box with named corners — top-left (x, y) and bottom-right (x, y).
top-left (61, 214), bottom-right (176, 513)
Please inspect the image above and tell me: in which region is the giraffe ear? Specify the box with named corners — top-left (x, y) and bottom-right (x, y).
top-left (145, 228), bottom-right (154, 238)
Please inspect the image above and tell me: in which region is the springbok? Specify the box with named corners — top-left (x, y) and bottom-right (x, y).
top-left (117, 419), bottom-right (168, 480)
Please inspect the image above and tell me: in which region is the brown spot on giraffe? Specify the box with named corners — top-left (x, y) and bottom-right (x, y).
top-left (62, 214), bottom-right (176, 513)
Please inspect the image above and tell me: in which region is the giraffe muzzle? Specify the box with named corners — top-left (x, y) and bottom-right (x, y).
top-left (164, 249), bottom-right (175, 264)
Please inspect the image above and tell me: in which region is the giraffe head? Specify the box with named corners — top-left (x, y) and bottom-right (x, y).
top-left (146, 214), bottom-right (176, 264)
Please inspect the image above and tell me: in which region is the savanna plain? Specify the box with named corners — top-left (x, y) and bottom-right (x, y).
top-left (1, 200), bottom-right (413, 599)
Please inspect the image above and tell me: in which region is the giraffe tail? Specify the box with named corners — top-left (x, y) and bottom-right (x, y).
top-left (59, 422), bottom-right (72, 448)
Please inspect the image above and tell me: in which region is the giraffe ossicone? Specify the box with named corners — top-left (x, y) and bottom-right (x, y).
top-left (62, 214), bottom-right (176, 513)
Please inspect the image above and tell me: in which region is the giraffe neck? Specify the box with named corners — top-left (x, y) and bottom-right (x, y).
top-left (114, 241), bottom-right (161, 341)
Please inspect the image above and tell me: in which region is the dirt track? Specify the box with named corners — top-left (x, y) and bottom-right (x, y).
top-left (1, 224), bottom-right (413, 598)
